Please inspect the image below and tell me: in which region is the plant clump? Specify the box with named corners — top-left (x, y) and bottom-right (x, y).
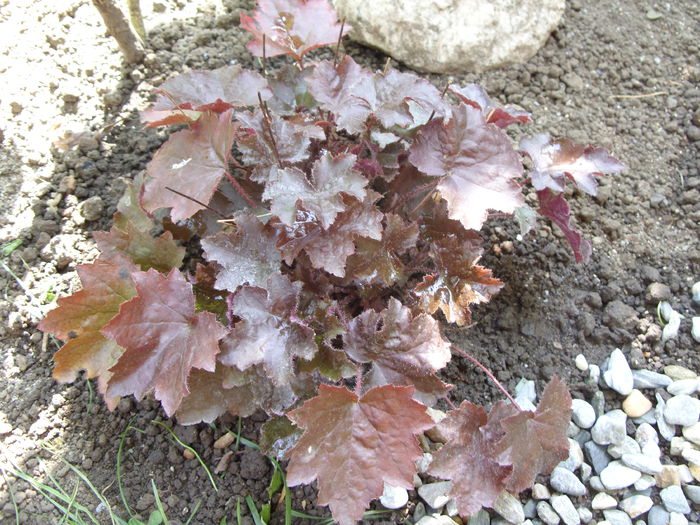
top-left (40, 0), bottom-right (624, 523)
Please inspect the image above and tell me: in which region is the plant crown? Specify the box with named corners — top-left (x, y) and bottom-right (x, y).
top-left (40, 0), bottom-right (624, 522)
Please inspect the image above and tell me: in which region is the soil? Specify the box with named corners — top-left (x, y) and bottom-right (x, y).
top-left (0, 0), bottom-right (698, 524)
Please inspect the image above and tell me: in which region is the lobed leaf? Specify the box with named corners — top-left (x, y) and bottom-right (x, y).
top-left (141, 65), bottom-right (271, 128)
top-left (262, 152), bottom-right (367, 228)
top-left (286, 384), bottom-right (434, 525)
top-left (409, 103), bottom-right (524, 231)
top-left (219, 274), bottom-right (317, 385)
top-left (201, 214), bottom-right (281, 292)
top-left (308, 58), bottom-right (448, 135)
top-left (449, 83), bottom-right (532, 129)
top-left (175, 363), bottom-right (299, 425)
top-left (344, 297), bottom-right (451, 405)
top-left (537, 188), bottom-right (592, 263)
top-left (236, 109), bottom-right (325, 182)
top-left (39, 257), bottom-right (137, 389)
top-left (343, 213), bottom-right (418, 286)
top-left (102, 268), bottom-right (228, 415)
top-left (493, 376), bottom-right (572, 492)
top-left (142, 110), bottom-right (238, 221)
top-left (427, 401), bottom-right (514, 515)
top-left (520, 133), bottom-right (624, 196)
top-left (272, 192), bottom-right (383, 277)
top-left (240, 0), bottom-right (350, 62)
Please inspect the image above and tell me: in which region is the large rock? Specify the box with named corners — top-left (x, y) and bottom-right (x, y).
top-left (332, 0), bottom-right (565, 73)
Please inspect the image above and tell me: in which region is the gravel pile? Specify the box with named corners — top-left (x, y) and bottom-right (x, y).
top-left (376, 283), bottom-right (700, 525)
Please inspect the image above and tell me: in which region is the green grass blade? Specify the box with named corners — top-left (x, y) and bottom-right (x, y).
top-left (244, 495), bottom-right (266, 525)
top-left (0, 466), bottom-right (21, 525)
top-left (150, 480), bottom-right (168, 525)
top-left (183, 499), bottom-right (202, 525)
top-left (151, 421), bottom-right (218, 492)
top-left (117, 420), bottom-right (146, 519)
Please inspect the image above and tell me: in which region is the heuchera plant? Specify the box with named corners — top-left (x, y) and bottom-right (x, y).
top-left (40, 0), bottom-right (624, 523)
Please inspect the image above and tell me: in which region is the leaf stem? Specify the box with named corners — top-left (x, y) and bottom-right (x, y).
top-left (333, 19), bottom-right (346, 67)
top-left (258, 92), bottom-right (283, 168)
top-left (388, 181), bottom-right (438, 213)
top-left (223, 172), bottom-right (258, 208)
top-left (450, 344), bottom-right (520, 409)
top-left (409, 187), bottom-right (437, 217)
top-left (164, 186), bottom-right (226, 218)
top-left (355, 366), bottom-right (363, 396)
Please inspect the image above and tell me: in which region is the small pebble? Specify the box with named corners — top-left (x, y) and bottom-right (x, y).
top-left (591, 492), bottom-right (617, 510)
top-left (663, 365), bottom-right (696, 381)
top-left (608, 435), bottom-right (641, 458)
top-left (681, 422), bottom-right (700, 445)
top-left (632, 369), bottom-right (673, 389)
top-left (667, 379), bottom-right (699, 396)
top-left (684, 484), bottom-right (700, 504)
top-left (584, 441), bottom-right (612, 475)
top-left (691, 317), bottom-right (700, 343)
top-left (619, 495), bottom-right (653, 518)
top-left (668, 512), bottom-right (688, 525)
top-left (647, 506), bottom-right (670, 525)
top-left (577, 507), bottom-right (592, 524)
top-left (575, 354), bottom-right (588, 371)
top-left (572, 399), bottom-right (596, 429)
top-left (418, 481), bottom-right (452, 509)
top-left (603, 509), bottom-right (632, 525)
top-left (622, 390), bottom-right (652, 418)
top-left (691, 281), bottom-right (700, 304)
top-left (664, 395), bottom-right (700, 426)
top-left (532, 483), bottom-right (551, 500)
top-left (634, 474), bottom-right (656, 490)
top-left (635, 423), bottom-right (659, 448)
top-left (537, 501), bottom-right (561, 525)
top-left (600, 460), bottom-right (642, 490)
top-left (621, 453), bottom-right (662, 475)
top-left (592, 410), bottom-right (627, 446)
top-left (550, 494), bottom-right (580, 525)
top-left (603, 349), bottom-right (634, 396)
top-left (655, 394), bottom-right (677, 441)
top-left (550, 466), bottom-right (587, 496)
top-left (380, 483), bottom-right (409, 509)
top-left (660, 485), bottom-right (691, 514)
top-left (493, 490), bottom-right (524, 524)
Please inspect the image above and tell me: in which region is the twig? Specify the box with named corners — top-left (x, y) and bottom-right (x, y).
top-left (164, 186), bottom-right (226, 218)
top-left (258, 93), bottom-right (283, 168)
top-left (609, 91), bottom-right (669, 99)
top-left (261, 34), bottom-right (268, 77)
top-left (451, 344), bottom-right (520, 409)
top-left (427, 84), bottom-right (450, 123)
top-left (333, 19), bottom-right (346, 67)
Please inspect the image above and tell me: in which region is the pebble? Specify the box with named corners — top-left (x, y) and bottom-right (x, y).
top-left (635, 423), bottom-right (659, 448)
top-left (692, 281), bottom-right (700, 304)
top-left (608, 435), bottom-right (641, 458)
top-left (603, 349), bottom-right (634, 396)
top-left (515, 379), bottom-right (537, 404)
top-left (664, 395), bottom-right (700, 426)
top-left (682, 422), bottom-right (700, 445)
top-left (589, 476), bottom-right (606, 492)
top-left (684, 484), bottom-right (700, 504)
top-left (646, 282), bottom-right (672, 302)
top-left (632, 369), bottom-right (673, 389)
top-left (575, 354), bottom-right (588, 371)
top-left (559, 439), bottom-right (584, 472)
top-left (600, 460), bottom-right (642, 490)
top-left (588, 364), bottom-right (601, 386)
top-left (659, 485), bottom-right (691, 514)
top-left (584, 441), bottom-right (612, 474)
top-left (622, 390), bottom-right (652, 418)
top-left (680, 447), bottom-right (700, 466)
top-left (592, 410), bottom-right (627, 446)
top-left (591, 492), bottom-right (617, 510)
top-left (619, 495), bottom-right (653, 518)
top-left (415, 515), bottom-right (456, 525)
top-left (380, 483), bottom-right (408, 509)
top-left (532, 483), bottom-right (551, 500)
top-left (655, 394), bottom-right (677, 441)
top-left (667, 379), bottom-right (699, 396)
top-left (550, 495), bottom-right (580, 525)
top-left (663, 365), bottom-right (696, 381)
top-left (550, 466), bottom-right (587, 496)
top-left (469, 509), bottom-right (490, 525)
top-left (669, 513), bottom-right (688, 525)
top-left (577, 507), bottom-right (592, 524)
top-left (603, 509), bottom-right (633, 525)
top-left (691, 317), bottom-right (700, 343)
top-left (648, 506), bottom-right (670, 525)
top-left (78, 195), bottom-right (104, 222)
top-left (493, 490), bottom-right (524, 524)
top-left (572, 399), bottom-right (596, 429)
top-left (634, 474), bottom-right (656, 490)
top-left (537, 501), bottom-right (561, 525)
top-left (418, 481), bottom-right (452, 509)
top-left (621, 453), bottom-right (662, 475)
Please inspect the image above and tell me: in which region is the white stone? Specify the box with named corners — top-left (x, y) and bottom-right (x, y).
top-left (656, 393), bottom-right (677, 441)
top-left (549, 466), bottom-right (587, 496)
top-left (417, 481), bottom-right (452, 509)
top-left (592, 410), bottom-right (627, 446)
top-left (532, 483), bottom-right (551, 500)
top-left (600, 460), bottom-right (642, 490)
top-left (380, 483), bottom-right (409, 509)
top-left (632, 369), bottom-right (672, 389)
top-left (681, 422), bottom-right (700, 445)
top-left (550, 494), bottom-right (580, 525)
top-left (635, 422), bottom-right (659, 448)
top-left (693, 281), bottom-right (700, 304)
top-left (493, 490), bottom-right (525, 524)
top-left (537, 501), bottom-right (561, 525)
top-left (603, 349), bottom-right (634, 395)
top-left (558, 439), bottom-right (584, 472)
top-left (603, 509), bottom-right (632, 525)
top-left (667, 379), bottom-right (699, 396)
top-left (621, 453), bottom-right (662, 475)
top-left (572, 399), bottom-right (596, 429)
top-left (634, 474), bottom-right (656, 490)
top-left (660, 485), bottom-right (691, 514)
top-left (692, 317), bottom-right (700, 343)
top-left (664, 395), bottom-right (700, 426)
top-left (591, 493), bottom-right (617, 510)
top-left (608, 435), bottom-right (641, 458)
top-left (575, 354), bottom-right (588, 371)
top-left (668, 513), bottom-right (688, 525)
top-left (619, 495), bottom-right (653, 518)
top-left (681, 447), bottom-right (700, 466)
top-left (577, 507), bottom-right (593, 524)
top-left (332, 0), bottom-right (566, 73)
